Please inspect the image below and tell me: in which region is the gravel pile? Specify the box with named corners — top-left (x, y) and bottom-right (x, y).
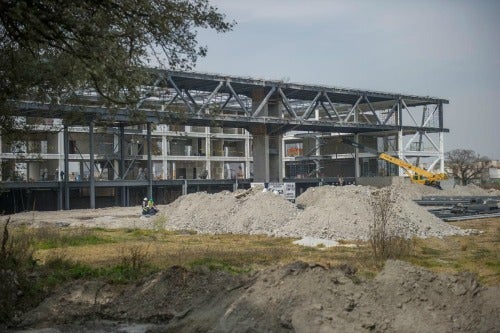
top-left (164, 184), bottom-right (477, 241)
top-left (166, 190), bottom-right (299, 235)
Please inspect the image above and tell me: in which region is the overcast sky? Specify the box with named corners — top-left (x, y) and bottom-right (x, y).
top-left (194, 0), bottom-right (499, 159)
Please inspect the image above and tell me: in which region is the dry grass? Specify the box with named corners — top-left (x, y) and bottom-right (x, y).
top-left (35, 230), bottom-right (366, 273)
top-left (24, 217), bottom-right (500, 285)
top-left (410, 217), bottom-right (500, 285)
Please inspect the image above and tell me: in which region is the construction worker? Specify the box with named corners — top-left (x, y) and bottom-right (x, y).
top-left (142, 197), bottom-right (150, 215)
top-left (148, 198), bottom-right (159, 214)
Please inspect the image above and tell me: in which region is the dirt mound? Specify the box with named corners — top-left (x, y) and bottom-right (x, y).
top-left (165, 190), bottom-right (299, 235)
top-left (277, 185), bottom-right (471, 240)
top-left (15, 261), bottom-right (499, 332)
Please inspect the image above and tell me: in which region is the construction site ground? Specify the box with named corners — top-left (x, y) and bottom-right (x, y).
top-left (3, 183), bottom-right (500, 332)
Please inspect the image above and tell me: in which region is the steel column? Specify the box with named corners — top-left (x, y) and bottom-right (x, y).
top-left (89, 121), bottom-right (96, 209)
top-left (63, 124), bottom-right (69, 210)
top-left (120, 124), bottom-right (126, 206)
top-left (147, 122), bottom-right (153, 199)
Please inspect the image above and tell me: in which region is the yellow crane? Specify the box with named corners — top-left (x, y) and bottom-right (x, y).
top-left (342, 138), bottom-right (448, 189)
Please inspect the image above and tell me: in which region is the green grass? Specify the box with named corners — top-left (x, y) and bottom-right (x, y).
top-left (187, 257), bottom-right (250, 275)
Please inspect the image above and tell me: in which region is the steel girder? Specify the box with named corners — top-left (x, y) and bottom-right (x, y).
top-left (9, 69), bottom-right (449, 171)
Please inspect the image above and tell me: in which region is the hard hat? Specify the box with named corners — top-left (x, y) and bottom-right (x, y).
top-left (143, 197), bottom-right (148, 201)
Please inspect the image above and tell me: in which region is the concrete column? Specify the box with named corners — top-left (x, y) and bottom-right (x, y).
top-left (252, 133), bottom-right (270, 182)
top-left (250, 88), bottom-right (283, 183)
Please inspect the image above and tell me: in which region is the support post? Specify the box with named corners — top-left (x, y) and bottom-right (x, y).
top-left (354, 134), bottom-right (360, 178)
top-left (439, 132), bottom-right (445, 173)
top-left (63, 124), bottom-right (69, 210)
top-left (89, 120), bottom-right (95, 209)
top-left (147, 122), bottom-right (153, 199)
top-left (120, 124), bottom-right (126, 206)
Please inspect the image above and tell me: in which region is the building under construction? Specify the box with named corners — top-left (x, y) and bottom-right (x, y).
top-left (0, 70), bottom-right (448, 212)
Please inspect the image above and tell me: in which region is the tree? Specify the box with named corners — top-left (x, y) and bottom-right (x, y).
top-left (445, 149), bottom-right (490, 185)
top-left (0, 0), bottom-right (234, 107)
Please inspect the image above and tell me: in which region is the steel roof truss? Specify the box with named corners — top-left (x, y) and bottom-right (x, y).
top-left (359, 107), bottom-right (372, 124)
top-left (184, 90), bottom-right (198, 108)
top-left (422, 104), bottom-right (438, 127)
top-left (382, 100), bottom-right (398, 125)
top-left (137, 77), bottom-right (163, 109)
top-left (401, 99), bottom-right (419, 127)
top-left (165, 92), bottom-right (179, 107)
top-left (344, 95), bottom-right (363, 122)
top-left (167, 76), bottom-right (195, 113)
top-left (323, 92), bottom-right (341, 122)
top-left (278, 88), bottom-right (298, 119)
top-left (301, 91), bottom-right (321, 120)
top-left (220, 93), bottom-right (233, 111)
top-left (226, 81), bottom-right (250, 116)
top-left (363, 95), bottom-right (382, 124)
top-left (319, 101), bottom-right (334, 120)
top-left (252, 86), bottom-right (277, 117)
top-left (198, 81), bottom-right (224, 115)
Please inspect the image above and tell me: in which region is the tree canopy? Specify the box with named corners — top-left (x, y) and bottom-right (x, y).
top-left (0, 0), bottom-right (234, 106)
top-left (445, 149), bottom-right (490, 185)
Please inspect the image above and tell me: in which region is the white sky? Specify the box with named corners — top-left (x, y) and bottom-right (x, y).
top-left (194, 0), bottom-right (500, 159)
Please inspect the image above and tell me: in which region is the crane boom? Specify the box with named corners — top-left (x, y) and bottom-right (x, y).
top-left (342, 138), bottom-right (447, 188)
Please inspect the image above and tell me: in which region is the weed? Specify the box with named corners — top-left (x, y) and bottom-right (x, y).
top-left (152, 214), bottom-right (168, 231)
top-left (421, 246), bottom-right (442, 256)
top-left (0, 218), bottom-right (36, 324)
top-left (368, 187), bottom-right (414, 262)
top-left (120, 244), bottom-right (150, 272)
top-left (33, 227), bottom-right (113, 249)
top-left (187, 257), bottom-right (248, 275)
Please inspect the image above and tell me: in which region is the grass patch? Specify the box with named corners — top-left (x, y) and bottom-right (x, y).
top-left (420, 246), bottom-right (443, 256)
top-left (187, 258), bottom-right (248, 275)
top-left (2, 215), bottom-right (498, 325)
top-left (21, 227), bottom-right (116, 250)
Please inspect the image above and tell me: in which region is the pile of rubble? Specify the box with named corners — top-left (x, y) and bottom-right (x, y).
top-left (165, 184), bottom-right (479, 241)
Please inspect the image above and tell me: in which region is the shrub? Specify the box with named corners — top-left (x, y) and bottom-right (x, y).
top-left (0, 218), bottom-right (36, 324)
top-left (368, 187), bottom-right (413, 261)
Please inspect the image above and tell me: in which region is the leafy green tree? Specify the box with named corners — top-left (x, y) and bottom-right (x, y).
top-left (0, 0), bottom-right (234, 107)
top-left (445, 149), bottom-right (490, 185)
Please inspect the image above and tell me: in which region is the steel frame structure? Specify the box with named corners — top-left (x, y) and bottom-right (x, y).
top-left (4, 69), bottom-right (449, 209)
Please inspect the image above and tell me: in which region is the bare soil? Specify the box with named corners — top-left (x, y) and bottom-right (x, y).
top-left (11, 260), bottom-right (500, 333)
top-left (5, 183), bottom-right (500, 332)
